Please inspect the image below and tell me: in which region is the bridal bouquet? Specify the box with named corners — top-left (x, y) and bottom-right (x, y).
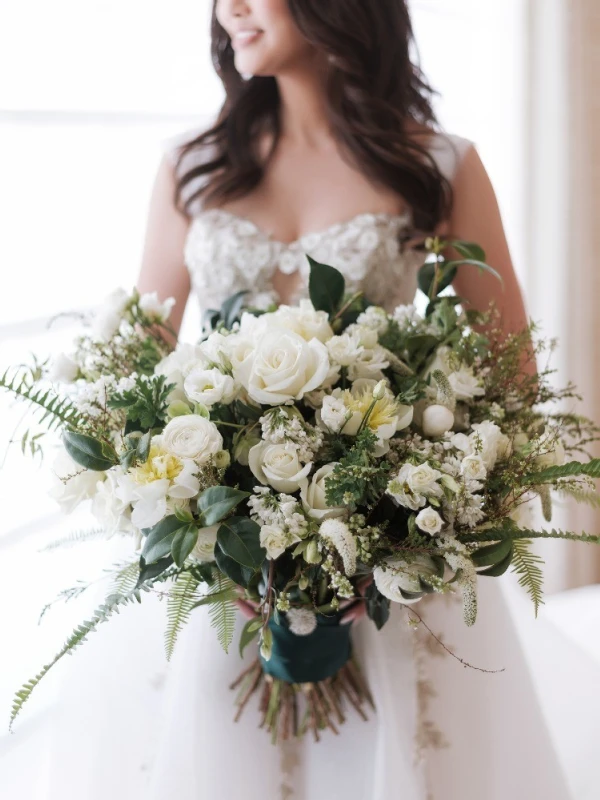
top-left (4, 238), bottom-right (600, 740)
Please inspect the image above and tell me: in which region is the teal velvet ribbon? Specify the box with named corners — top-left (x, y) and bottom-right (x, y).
top-left (259, 612), bottom-right (352, 684)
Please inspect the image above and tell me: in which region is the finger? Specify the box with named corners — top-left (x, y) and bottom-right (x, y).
top-left (235, 598), bottom-right (260, 620)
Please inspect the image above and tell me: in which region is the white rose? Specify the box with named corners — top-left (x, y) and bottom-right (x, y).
top-left (422, 404), bottom-right (455, 437)
top-left (347, 345), bottom-right (390, 381)
top-left (235, 326), bottom-right (331, 405)
top-left (374, 555), bottom-right (439, 604)
top-left (249, 442), bottom-right (312, 493)
top-left (48, 451), bottom-right (103, 513)
top-left (260, 524), bottom-right (297, 560)
top-left (460, 454), bottom-right (487, 482)
top-left (272, 299), bottom-right (334, 343)
top-left (48, 353), bottom-right (79, 383)
top-left (198, 331), bottom-right (236, 370)
top-left (300, 463), bottom-right (347, 521)
top-left (91, 468), bottom-right (134, 536)
top-left (162, 415), bottom-right (224, 464)
top-left (92, 288), bottom-right (129, 340)
top-left (447, 366), bottom-right (485, 401)
top-left (415, 507), bottom-right (444, 536)
top-left (183, 366), bottom-right (237, 407)
top-left (387, 463), bottom-right (443, 511)
top-left (192, 525), bottom-right (219, 562)
top-left (407, 463), bottom-right (443, 497)
top-left (326, 331), bottom-right (364, 367)
top-left (138, 291), bottom-right (175, 322)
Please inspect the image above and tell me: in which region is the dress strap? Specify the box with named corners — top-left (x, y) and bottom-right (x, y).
top-left (426, 132), bottom-right (475, 184)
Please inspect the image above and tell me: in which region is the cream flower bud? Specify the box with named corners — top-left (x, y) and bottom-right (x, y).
top-left (422, 404), bottom-right (455, 437)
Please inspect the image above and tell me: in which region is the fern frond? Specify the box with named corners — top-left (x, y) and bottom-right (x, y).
top-left (39, 528), bottom-right (107, 552)
top-left (164, 572), bottom-right (202, 661)
top-left (38, 580), bottom-right (94, 623)
top-left (522, 458), bottom-right (600, 484)
top-left (108, 560), bottom-right (141, 595)
top-left (1, 368), bottom-right (83, 432)
top-left (511, 539), bottom-right (545, 617)
top-left (458, 526), bottom-right (600, 545)
top-left (11, 568), bottom-right (179, 730)
top-left (198, 574), bottom-right (238, 654)
top-left (557, 485), bottom-right (600, 509)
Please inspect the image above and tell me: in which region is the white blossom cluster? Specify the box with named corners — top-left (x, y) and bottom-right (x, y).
top-left (259, 406), bottom-right (323, 463)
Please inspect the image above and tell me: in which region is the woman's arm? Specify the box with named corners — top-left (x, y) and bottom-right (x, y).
top-left (136, 154), bottom-right (192, 340)
top-left (439, 145), bottom-right (537, 380)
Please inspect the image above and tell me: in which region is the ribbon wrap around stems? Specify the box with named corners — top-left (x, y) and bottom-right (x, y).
top-left (259, 612), bottom-right (352, 684)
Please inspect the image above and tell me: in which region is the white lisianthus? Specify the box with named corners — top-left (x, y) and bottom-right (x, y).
top-left (234, 326), bottom-right (331, 405)
top-left (387, 462), bottom-right (443, 511)
top-left (91, 467), bottom-right (133, 536)
top-left (272, 299), bottom-right (334, 344)
top-left (138, 291), bottom-right (175, 322)
top-left (460, 454), bottom-right (487, 482)
top-left (260, 524), bottom-right (299, 560)
top-left (422, 404), bottom-right (455, 437)
top-left (415, 507), bottom-right (444, 536)
top-left (191, 525), bottom-right (219, 562)
top-left (48, 451), bottom-right (102, 513)
top-left (92, 288), bottom-right (129, 340)
top-left (319, 394), bottom-right (350, 433)
top-left (374, 555), bottom-right (439, 604)
top-left (48, 353), bottom-right (79, 383)
top-left (356, 305), bottom-right (389, 334)
top-left (326, 331), bottom-right (364, 367)
top-left (447, 365), bottom-right (485, 402)
top-left (319, 518), bottom-right (357, 575)
top-left (287, 608), bottom-right (318, 636)
top-left (347, 345), bottom-right (390, 381)
top-left (156, 343), bottom-right (207, 401)
top-left (198, 331), bottom-right (237, 370)
top-left (183, 366), bottom-right (237, 407)
top-left (249, 442), bottom-right (312, 494)
top-left (162, 415), bottom-right (224, 465)
top-left (300, 463), bottom-right (347, 521)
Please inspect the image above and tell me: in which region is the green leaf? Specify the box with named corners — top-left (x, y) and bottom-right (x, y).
top-left (217, 516), bottom-right (266, 569)
top-left (477, 545), bottom-right (513, 577)
top-left (171, 525), bottom-right (199, 567)
top-left (191, 586), bottom-right (239, 609)
top-left (198, 486), bottom-right (250, 527)
top-left (522, 458), bottom-right (600, 484)
top-left (471, 539), bottom-right (514, 568)
top-left (418, 260), bottom-right (457, 298)
top-left (136, 555), bottom-right (174, 587)
top-left (239, 618), bottom-right (262, 658)
top-left (221, 289), bottom-right (249, 329)
top-left (444, 258), bottom-right (503, 285)
top-left (62, 431), bottom-right (115, 471)
top-left (137, 430), bottom-right (152, 463)
top-left (142, 516), bottom-right (193, 565)
top-left (365, 582), bottom-right (391, 630)
top-left (307, 255), bottom-right (345, 315)
top-left (450, 239), bottom-right (486, 262)
top-left (214, 542), bottom-right (256, 588)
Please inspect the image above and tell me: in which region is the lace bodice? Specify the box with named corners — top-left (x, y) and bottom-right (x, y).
top-left (163, 129), bottom-right (474, 317)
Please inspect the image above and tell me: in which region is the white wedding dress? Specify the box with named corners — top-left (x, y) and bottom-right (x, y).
top-left (2, 129), bottom-right (599, 800)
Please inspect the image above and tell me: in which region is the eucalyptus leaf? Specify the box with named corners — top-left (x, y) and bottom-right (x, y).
top-left (198, 486), bottom-right (250, 526)
top-left (62, 431), bottom-right (115, 471)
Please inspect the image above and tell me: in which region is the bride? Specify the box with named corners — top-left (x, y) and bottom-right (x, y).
top-left (1, 1), bottom-right (588, 799)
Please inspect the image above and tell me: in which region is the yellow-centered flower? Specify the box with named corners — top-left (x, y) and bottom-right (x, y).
top-left (129, 444), bottom-right (183, 485)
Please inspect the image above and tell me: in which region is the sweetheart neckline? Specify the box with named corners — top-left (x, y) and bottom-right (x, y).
top-left (189, 207), bottom-right (413, 249)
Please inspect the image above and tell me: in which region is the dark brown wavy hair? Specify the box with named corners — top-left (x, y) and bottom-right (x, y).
top-left (174, 0), bottom-right (453, 235)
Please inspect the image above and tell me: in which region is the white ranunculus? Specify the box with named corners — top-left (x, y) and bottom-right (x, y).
top-left (249, 442), bottom-right (312, 493)
top-left (48, 353), bottom-right (79, 383)
top-left (183, 366), bottom-right (237, 407)
top-left (92, 288), bottom-right (129, 340)
top-left (415, 507), bottom-right (444, 536)
top-left (192, 525), bottom-right (219, 562)
top-left (235, 326), bottom-right (331, 405)
top-left (374, 555), bottom-right (439, 604)
top-left (300, 463), bottom-right (347, 521)
top-left (447, 366), bottom-right (485, 402)
top-left (48, 451), bottom-right (103, 513)
top-left (326, 331), bottom-right (364, 367)
top-left (461, 454), bottom-right (487, 482)
top-left (421, 404), bottom-right (455, 437)
top-left (272, 299), bottom-right (334, 344)
top-left (138, 291), bottom-right (175, 322)
top-left (91, 468), bottom-right (133, 536)
top-left (162, 415), bottom-right (224, 464)
top-left (260, 524), bottom-right (297, 560)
